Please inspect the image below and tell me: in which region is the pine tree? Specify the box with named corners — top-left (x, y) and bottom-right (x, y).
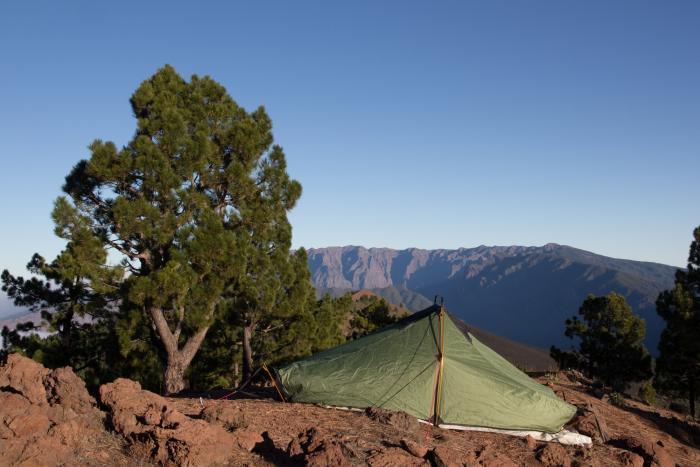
top-left (246, 249), bottom-right (320, 375)
top-left (348, 296), bottom-right (408, 339)
top-left (190, 270), bottom-right (347, 390)
top-left (655, 226), bottom-right (700, 416)
top-left (550, 292), bottom-right (652, 391)
top-left (309, 294), bottom-right (349, 348)
top-left (221, 156), bottom-right (304, 380)
top-left (54, 65), bottom-right (301, 393)
top-left (1, 222), bottom-right (119, 366)
top-left (187, 314), bottom-right (243, 390)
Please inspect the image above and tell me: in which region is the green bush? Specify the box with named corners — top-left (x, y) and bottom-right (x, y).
top-left (639, 379), bottom-right (657, 405)
top-left (609, 392), bottom-right (626, 407)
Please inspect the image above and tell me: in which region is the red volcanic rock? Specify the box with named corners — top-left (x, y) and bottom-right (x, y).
top-left (0, 353), bottom-right (50, 405)
top-left (612, 436), bottom-right (674, 467)
top-left (524, 435), bottom-right (538, 450)
top-left (0, 354), bottom-right (103, 466)
top-left (536, 442), bottom-right (572, 467)
top-left (618, 450), bottom-right (645, 467)
top-left (401, 438), bottom-right (429, 458)
top-left (287, 427), bottom-right (354, 466)
top-left (100, 378), bottom-right (246, 466)
top-left (428, 444), bottom-right (467, 467)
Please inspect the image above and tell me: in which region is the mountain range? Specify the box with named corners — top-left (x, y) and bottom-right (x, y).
top-left (2, 243), bottom-right (679, 355)
top-left (307, 244), bottom-right (678, 353)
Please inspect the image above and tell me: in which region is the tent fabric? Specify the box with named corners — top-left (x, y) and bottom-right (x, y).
top-left (276, 305), bottom-right (577, 433)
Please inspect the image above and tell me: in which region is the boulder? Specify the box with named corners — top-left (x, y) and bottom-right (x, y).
top-left (573, 413), bottom-right (600, 442)
top-left (536, 443), bottom-right (572, 467)
top-left (287, 427), bottom-right (354, 466)
top-left (610, 436), bottom-right (674, 467)
top-left (572, 404), bottom-right (609, 443)
top-left (428, 444), bottom-right (467, 467)
top-left (44, 366), bottom-right (97, 415)
top-left (0, 354), bottom-right (103, 466)
top-left (476, 448), bottom-right (518, 467)
top-left (524, 435), bottom-right (538, 450)
top-left (0, 392), bottom-right (52, 438)
top-left (0, 353), bottom-right (50, 405)
top-left (618, 450), bottom-right (645, 467)
top-left (100, 378), bottom-right (247, 466)
top-left (401, 438), bottom-right (429, 458)
top-left (201, 402), bottom-right (248, 430)
top-left (233, 429), bottom-right (264, 452)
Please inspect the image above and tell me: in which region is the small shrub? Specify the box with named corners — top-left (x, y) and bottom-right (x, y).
top-left (609, 392), bottom-right (626, 407)
top-left (639, 380), bottom-right (657, 405)
top-left (223, 416), bottom-right (248, 431)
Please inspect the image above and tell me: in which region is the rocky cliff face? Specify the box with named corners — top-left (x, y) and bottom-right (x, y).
top-left (307, 244), bottom-right (677, 352)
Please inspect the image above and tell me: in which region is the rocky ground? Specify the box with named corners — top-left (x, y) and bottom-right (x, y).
top-left (1, 354), bottom-right (699, 466)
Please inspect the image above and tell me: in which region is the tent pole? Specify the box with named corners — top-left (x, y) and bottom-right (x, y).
top-left (433, 305), bottom-right (446, 426)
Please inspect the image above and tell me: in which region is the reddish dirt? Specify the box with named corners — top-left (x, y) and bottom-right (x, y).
top-left (167, 372), bottom-right (700, 466)
top-left (1, 354), bottom-right (699, 466)
top-left (543, 371), bottom-right (699, 466)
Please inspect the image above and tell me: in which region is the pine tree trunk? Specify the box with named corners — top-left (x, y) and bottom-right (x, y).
top-left (60, 312), bottom-right (73, 356)
top-left (148, 306), bottom-right (212, 395)
top-left (164, 353), bottom-right (187, 394)
top-left (690, 379), bottom-right (696, 418)
top-left (242, 324), bottom-right (254, 382)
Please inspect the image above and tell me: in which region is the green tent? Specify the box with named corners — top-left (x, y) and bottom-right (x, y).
top-left (276, 305), bottom-right (576, 433)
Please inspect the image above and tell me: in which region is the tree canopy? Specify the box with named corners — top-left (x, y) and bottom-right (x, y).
top-left (53, 65), bottom-right (302, 393)
top-left (1, 225), bottom-right (119, 368)
top-left (655, 226), bottom-right (700, 416)
top-left (551, 292), bottom-right (652, 391)
top-left (348, 295), bottom-right (409, 339)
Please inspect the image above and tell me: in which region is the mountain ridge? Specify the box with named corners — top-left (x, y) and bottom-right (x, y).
top-left (306, 244), bottom-right (678, 353)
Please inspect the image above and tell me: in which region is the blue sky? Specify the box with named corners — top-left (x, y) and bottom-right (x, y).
top-left (0, 0), bottom-right (698, 294)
